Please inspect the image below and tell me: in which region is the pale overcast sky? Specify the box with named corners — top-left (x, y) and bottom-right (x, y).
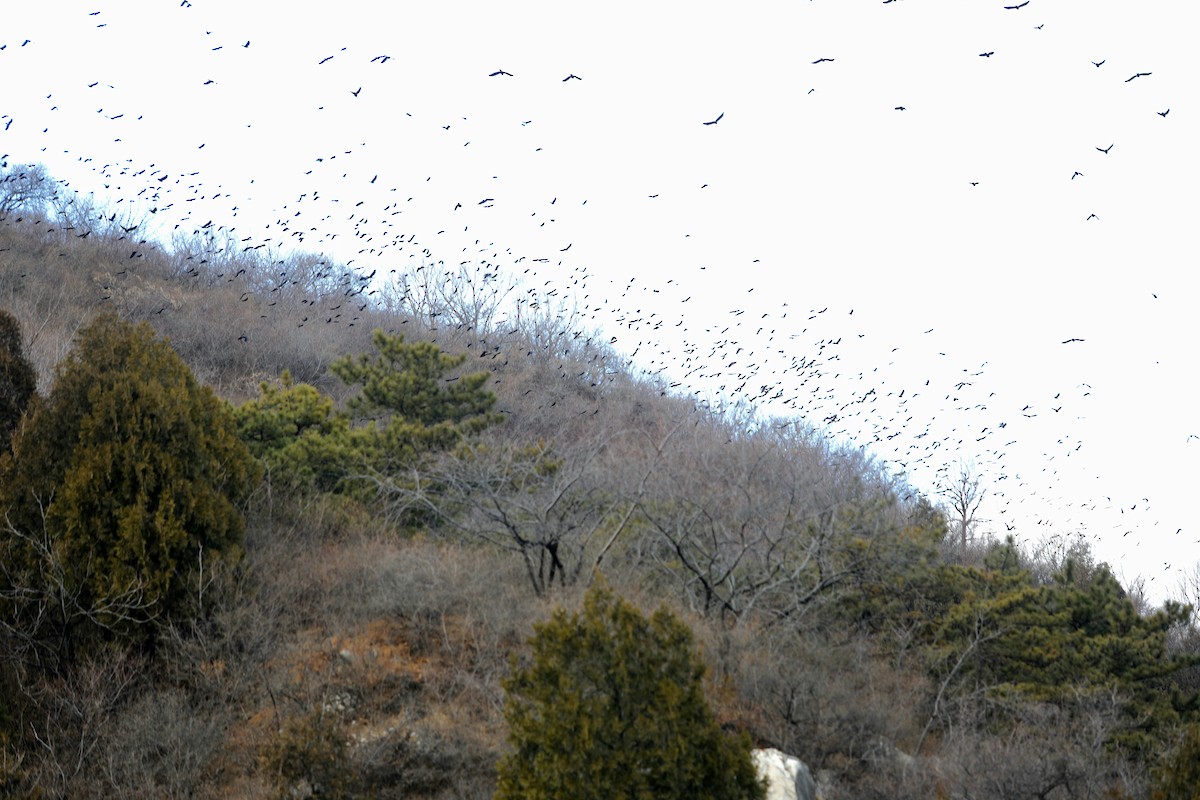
top-left (2, 1), bottom-right (1195, 603)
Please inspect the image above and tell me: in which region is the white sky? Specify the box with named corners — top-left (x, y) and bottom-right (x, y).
top-left (2, 1), bottom-right (1196, 603)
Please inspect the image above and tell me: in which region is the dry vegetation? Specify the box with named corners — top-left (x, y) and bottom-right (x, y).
top-left (2, 167), bottom-right (1199, 799)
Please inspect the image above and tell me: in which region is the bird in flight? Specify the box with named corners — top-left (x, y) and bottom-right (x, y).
top-left (1004, 1), bottom-right (1029, 8)
top-left (969, 181), bottom-right (979, 186)
top-left (1125, 72), bottom-right (1151, 82)
top-left (979, 51), bottom-right (994, 57)
top-left (351, 87), bottom-right (362, 97)
top-left (894, 106), bottom-right (906, 111)
top-left (489, 69), bottom-right (513, 77)
top-left (1062, 338), bottom-right (1085, 344)
top-left (1092, 59), bottom-right (1105, 67)
top-left (1096, 143), bottom-right (1113, 154)
top-left (703, 112), bottom-right (724, 125)
top-left (812, 57), bottom-right (835, 64)
top-left (563, 73), bottom-right (581, 81)
top-left (1071, 171), bottom-right (1083, 179)
top-left (1086, 213), bottom-right (1098, 220)
top-left (1157, 108), bottom-right (1170, 117)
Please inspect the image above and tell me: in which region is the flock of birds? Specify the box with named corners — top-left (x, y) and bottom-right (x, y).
top-left (0, 2), bottom-right (1193, 599)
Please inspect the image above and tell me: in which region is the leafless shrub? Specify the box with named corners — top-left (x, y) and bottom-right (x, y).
top-left (934, 688), bottom-right (1145, 800)
top-left (98, 688), bottom-right (224, 799)
top-left (12, 649), bottom-right (144, 799)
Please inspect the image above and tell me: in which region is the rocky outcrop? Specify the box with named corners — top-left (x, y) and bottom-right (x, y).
top-left (752, 748), bottom-right (817, 800)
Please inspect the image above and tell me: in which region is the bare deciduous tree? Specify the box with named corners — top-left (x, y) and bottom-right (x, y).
top-left (0, 163), bottom-right (58, 217)
top-left (635, 418), bottom-right (903, 626)
top-left (939, 460), bottom-right (987, 549)
top-left (397, 428), bottom-right (667, 597)
top-left (377, 260), bottom-right (515, 344)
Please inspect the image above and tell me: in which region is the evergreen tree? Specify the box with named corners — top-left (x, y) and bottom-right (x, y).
top-left (0, 313), bottom-right (259, 670)
top-left (496, 583), bottom-right (765, 800)
top-left (234, 331), bottom-right (501, 502)
top-left (234, 370), bottom-right (365, 493)
top-left (1152, 722), bottom-right (1200, 800)
top-left (0, 309), bottom-right (36, 455)
top-left (330, 328), bottom-right (500, 470)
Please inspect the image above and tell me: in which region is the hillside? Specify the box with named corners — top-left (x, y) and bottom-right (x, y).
top-left (2, 166), bottom-right (1200, 800)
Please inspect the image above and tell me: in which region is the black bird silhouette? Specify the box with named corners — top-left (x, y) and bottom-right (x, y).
top-left (1062, 338), bottom-right (1085, 344)
top-left (351, 87), bottom-right (362, 97)
top-left (1125, 72), bottom-right (1151, 82)
top-left (812, 57), bottom-right (835, 64)
top-left (1071, 171), bottom-right (1083, 179)
top-left (979, 51), bottom-right (994, 57)
top-left (1086, 213), bottom-right (1098, 220)
top-left (1096, 144), bottom-right (1113, 154)
top-left (489, 69), bottom-right (513, 77)
top-left (563, 73), bottom-right (581, 81)
top-left (1157, 108), bottom-right (1169, 117)
top-left (702, 112), bottom-right (724, 125)
top-left (894, 106), bottom-right (906, 111)
top-left (1003, 1), bottom-right (1028, 8)
top-left (1091, 60), bottom-right (1105, 68)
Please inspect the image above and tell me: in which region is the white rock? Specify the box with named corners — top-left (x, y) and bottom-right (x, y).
top-left (752, 748), bottom-right (816, 800)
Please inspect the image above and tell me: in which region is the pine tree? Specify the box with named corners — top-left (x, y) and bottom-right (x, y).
top-left (234, 370), bottom-right (364, 493)
top-left (1152, 722), bottom-right (1200, 800)
top-left (496, 583), bottom-right (765, 800)
top-left (330, 328), bottom-right (500, 468)
top-left (0, 313), bottom-right (259, 670)
top-left (0, 309), bottom-right (36, 455)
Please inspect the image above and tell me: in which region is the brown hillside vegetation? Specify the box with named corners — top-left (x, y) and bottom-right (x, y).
top-left (2, 168), bottom-right (1200, 799)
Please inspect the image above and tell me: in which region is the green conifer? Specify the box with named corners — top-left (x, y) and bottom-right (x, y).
top-left (0, 309), bottom-right (36, 455)
top-left (497, 583), bottom-right (765, 800)
top-left (0, 313), bottom-right (259, 669)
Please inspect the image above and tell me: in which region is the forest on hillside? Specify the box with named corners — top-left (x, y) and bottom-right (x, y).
top-left (2, 162), bottom-right (1200, 799)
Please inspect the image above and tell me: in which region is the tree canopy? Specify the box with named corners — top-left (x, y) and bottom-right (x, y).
top-left (0, 313), bottom-right (259, 669)
top-left (0, 309), bottom-right (36, 455)
top-left (497, 583), bottom-right (765, 800)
